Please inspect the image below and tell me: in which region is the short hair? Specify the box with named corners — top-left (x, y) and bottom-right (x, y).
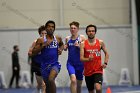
top-left (86, 24), bottom-right (97, 33)
top-left (13, 45), bottom-right (18, 50)
top-left (45, 20), bottom-right (55, 29)
top-left (69, 21), bottom-right (80, 28)
top-left (38, 25), bottom-right (45, 34)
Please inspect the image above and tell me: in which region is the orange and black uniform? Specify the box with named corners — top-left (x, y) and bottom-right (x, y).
top-left (83, 39), bottom-right (103, 91)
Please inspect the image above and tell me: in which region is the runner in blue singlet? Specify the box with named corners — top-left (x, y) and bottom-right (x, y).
top-left (64, 21), bottom-right (86, 93)
top-left (32, 20), bottom-right (64, 93)
top-left (41, 35), bottom-right (61, 79)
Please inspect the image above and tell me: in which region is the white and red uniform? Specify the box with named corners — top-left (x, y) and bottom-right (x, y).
top-left (83, 39), bottom-right (103, 76)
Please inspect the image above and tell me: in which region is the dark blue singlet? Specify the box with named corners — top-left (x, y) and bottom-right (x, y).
top-left (41, 36), bottom-right (61, 79)
top-left (67, 35), bottom-right (84, 80)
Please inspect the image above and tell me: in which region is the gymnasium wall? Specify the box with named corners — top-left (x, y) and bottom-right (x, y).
top-left (0, 0), bottom-right (130, 28)
top-left (0, 25), bottom-right (137, 87)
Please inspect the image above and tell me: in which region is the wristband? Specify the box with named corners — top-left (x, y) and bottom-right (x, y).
top-left (104, 63), bottom-right (107, 65)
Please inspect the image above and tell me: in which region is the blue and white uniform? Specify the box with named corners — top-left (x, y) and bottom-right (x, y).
top-left (41, 36), bottom-right (61, 79)
top-left (67, 35), bottom-right (84, 80)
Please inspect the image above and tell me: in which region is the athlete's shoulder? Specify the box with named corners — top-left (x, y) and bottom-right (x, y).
top-left (98, 39), bottom-right (104, 46)
top-left (55, 35), bottom-right (63, 45)
top-left (98, 39), bottom-right (103, 43)
top-left (31, 39), bottom-right (37, 47)
top-left (36, 37), bottom-right (44, 44)
top-left (37, 37), bottom-right (43, 40)
top-left (31, 39), bottom-right (37, 45)
top-left (55, 35), bottom-right (62, 40)
top-left (65, 36), bottom-right (70, 39)
top-left (65, 36), bottom-right (71, 41)
top-left (80, 34), bottom-right (86, 41)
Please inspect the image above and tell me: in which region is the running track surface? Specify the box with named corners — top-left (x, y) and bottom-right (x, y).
top-left (0, 86), bottom-right (140, 93)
